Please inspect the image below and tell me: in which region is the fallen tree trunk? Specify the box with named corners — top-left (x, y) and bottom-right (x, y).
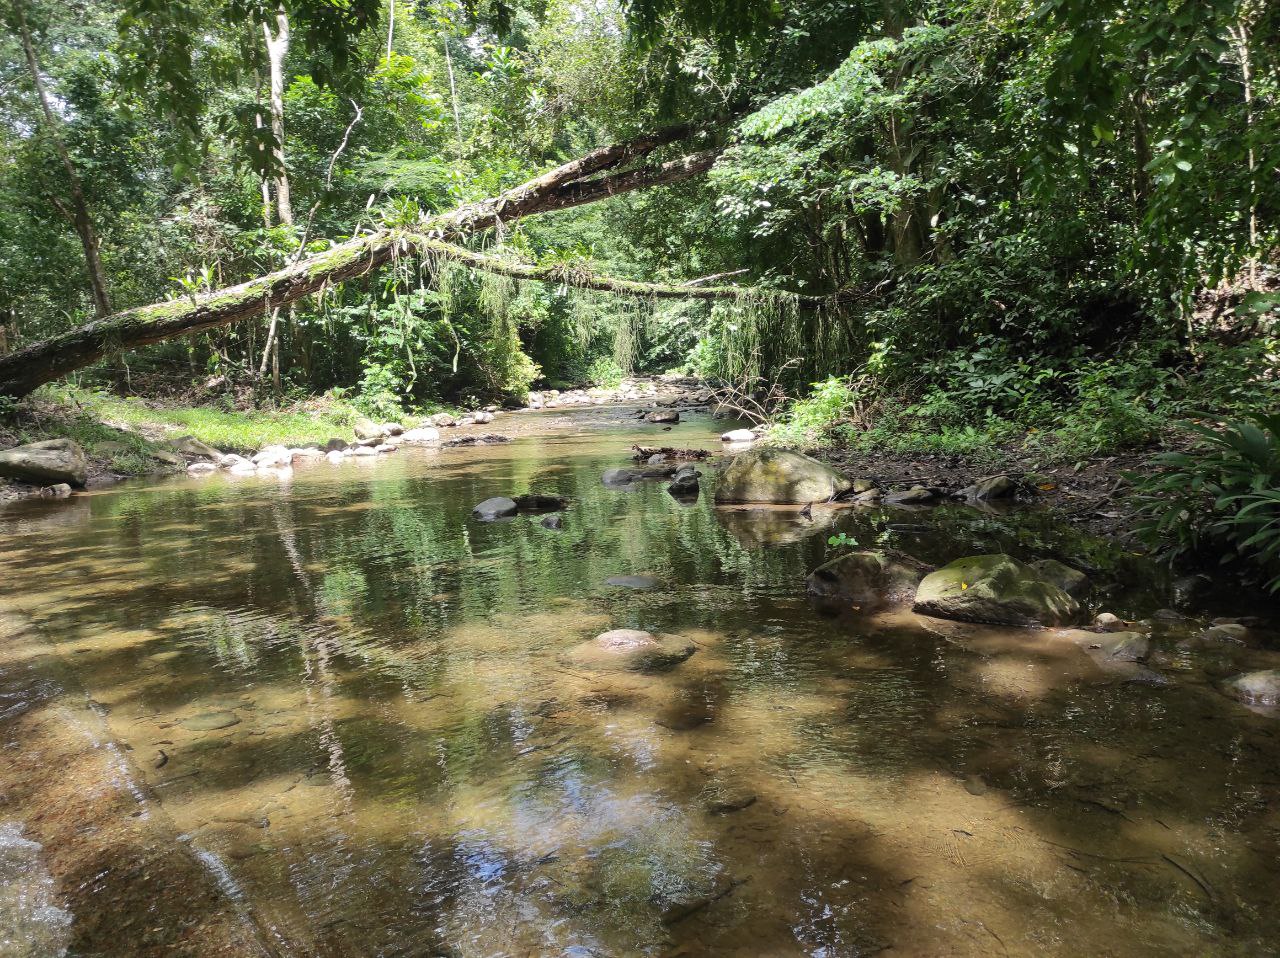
top-left (417, 239), bottom-right (825, 304)
top-left (0, 122), bottom-right (723, 397)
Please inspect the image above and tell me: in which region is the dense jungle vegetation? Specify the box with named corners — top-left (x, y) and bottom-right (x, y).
top-left (1, 0), bottom-right (1278, 582)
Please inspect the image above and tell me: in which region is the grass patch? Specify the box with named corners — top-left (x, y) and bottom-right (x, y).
top-left (2, 386), bottom-right (370, 479)
top-left (58, 391), bottom-right (362, 452)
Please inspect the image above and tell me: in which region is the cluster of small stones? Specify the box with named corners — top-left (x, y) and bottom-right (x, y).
top-left (523, 374), bottom-right (717, 412)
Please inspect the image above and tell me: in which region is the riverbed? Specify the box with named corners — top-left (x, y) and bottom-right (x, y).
top-left (1, 407), bottom-right (1277, 957)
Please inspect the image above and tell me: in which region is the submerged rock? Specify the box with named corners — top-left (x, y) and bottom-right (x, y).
top-left (1090, 631), bottom-right (1150, 662)
top-left (0, 438), bottom-right (88, 487)
top-left (540, 514), bottom-right (563, 530)
top-left (1224, 670), bottom-right (1280, 706)
top-left (806, 550), bottom-right (929, 609)
top-left (181, 711), bottom-right (241, 731)
top-left (602, 467), bottom-right (639, 487)
top-left (566, 629), bottom-right (696, 673)
top-left (39, 483), bottom-right (73, 498)
top-left (512, 494), bottom-right (566, 513)
top-left (714, 448), bottom-right (853, 504)
top-left (1172, 574), bottom-right (1212, 609)
top-left (187, 462), bottom-right (217, 476)
top-left (646, 409), bottom-right (680, 424)
top-left (704, 785), bottom-right (757, 814)
top-left (605, 574), bottom-right (663, 590)
top-left (913, 554), bottom-right (1081, 627)
top-left (472, 497), bottom-right (518, 521)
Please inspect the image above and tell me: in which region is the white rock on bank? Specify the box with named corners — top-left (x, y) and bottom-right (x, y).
top-left (721, 429), bottom-right (756, 443)
top-left (401, 427), bottom-right (441, 445)
top-left (251, 446), bottom-right (292, 468)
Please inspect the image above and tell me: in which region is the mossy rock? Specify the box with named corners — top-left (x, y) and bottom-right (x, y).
top-left (714, 448), bottom-right (853, 504)
top-left (913, 554), bottom-right (1082, 627)
top-left (1031, 559), bottom-right (1090, 597)
top-left (806, 550), bottom-right (929, 608)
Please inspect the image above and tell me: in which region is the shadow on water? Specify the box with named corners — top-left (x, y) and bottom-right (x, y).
top-left (1, 408), bottom-right (1279, 956)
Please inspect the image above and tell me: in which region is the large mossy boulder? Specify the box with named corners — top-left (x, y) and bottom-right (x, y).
top-left (0, 438), bottom-right (88, 487)
top-left (806, 550), bottom-right (929, 608)
top-left (566, 629), bottom-right (696, 673)
top-left (912, 554), bottom-right (1082, 627)
top-left (714, 448), bottom-right (853, 504)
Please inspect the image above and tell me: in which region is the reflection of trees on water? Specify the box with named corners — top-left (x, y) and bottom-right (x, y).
top-left (2, 436), bottom-right (1276, 955)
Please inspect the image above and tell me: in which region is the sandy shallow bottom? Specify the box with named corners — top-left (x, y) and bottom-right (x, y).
top-left (1, 408), bottom-right (1278, 957)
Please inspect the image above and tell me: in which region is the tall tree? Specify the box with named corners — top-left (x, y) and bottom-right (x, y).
top-left (10, 0), bottom-right (113, 318)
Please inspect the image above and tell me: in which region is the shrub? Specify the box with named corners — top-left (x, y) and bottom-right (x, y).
top-left (1133, 413), bottom-right (1280, 592)
top-left (585, 355), bottom-right (625, 389)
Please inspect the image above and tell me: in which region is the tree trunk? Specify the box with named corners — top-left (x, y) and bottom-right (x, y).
top-left (0, 123), bottom-right (723, 396)
top-left (15, 0), bottom-right (113, 319)
top-left (263, 5), bottom-right (293, 227)
top-left (418, 239), bottom-right (821, 302)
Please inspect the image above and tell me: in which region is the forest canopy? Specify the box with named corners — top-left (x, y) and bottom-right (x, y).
top-left (0, 0), bottom-right (1276, 436)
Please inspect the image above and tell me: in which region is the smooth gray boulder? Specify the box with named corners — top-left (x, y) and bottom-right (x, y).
top-left (913, 554), bottom-right (1082, 627)
top-left (1091, 631), bottom-right (1150, 662)
top-left (565, 629), bottom-right (696, 673)
top-left (714, 448), bottom-right (853, 504)
top-left (961, 475), bottom-right (1016, 500)
top-left (472, 497), bottom-right (518, 521)
top-left (353, 418), bottom-right (384, 440)
top-left (884, 485), bottom-right (938, 505)
top-left (400, 427), bottom-right (441, 445)
top-left (0, 438), bottom-right (88, 487)
top-left (169, 435), bottom-right (223, 460)
top-left (1223, 670), bottom-right (1280, 707)
top-left (668, 472), bottom-right (700, 497)
top-left (806, 550), bottom-right (929, 608)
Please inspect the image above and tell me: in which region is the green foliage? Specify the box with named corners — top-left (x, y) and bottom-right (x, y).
top-left (1133, 413), bottom-right (1280, 592)
top-left (585, 355), bottom-right (625, 389)
top-left (826, 531), bottom-right (858, 550)
top-left (768, 375), bottom-right (863, 447)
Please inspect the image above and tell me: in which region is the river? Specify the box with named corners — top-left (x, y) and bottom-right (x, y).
top-left (0, 406), bottom-right (1277, 957)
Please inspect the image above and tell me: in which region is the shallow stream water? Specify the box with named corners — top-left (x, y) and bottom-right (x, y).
top-left (1, 408), bottom-right (1278, 957)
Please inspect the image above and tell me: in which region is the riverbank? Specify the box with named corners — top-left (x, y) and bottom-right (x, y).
top-left (0, 377), bottom-right (714, 504)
